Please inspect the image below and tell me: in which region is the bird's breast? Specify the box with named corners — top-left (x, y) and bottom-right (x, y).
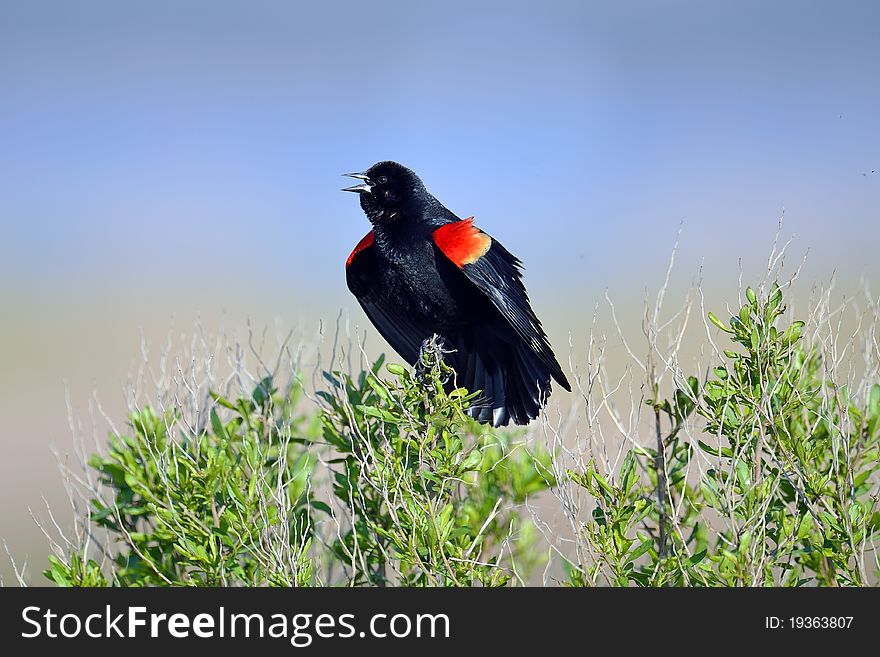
top-left (375, 241), bottom-right (465, 329)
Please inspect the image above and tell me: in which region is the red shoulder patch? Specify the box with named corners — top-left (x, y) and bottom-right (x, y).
top-left (346, 231), bottom-right (375, 267)
top-left (432, 218), bottom-right (492, 268)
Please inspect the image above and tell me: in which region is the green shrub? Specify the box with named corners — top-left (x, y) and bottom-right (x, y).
top-left (46, 377), bottom-right (318, 586)
top-left (567, 284), bottom-right (880, 586)
top-left (318, 340), bottom-right (552, 586)
top-left (44, 339), bottom-right (550, 586)
top-left (37, 281), bottom-right (880, 587)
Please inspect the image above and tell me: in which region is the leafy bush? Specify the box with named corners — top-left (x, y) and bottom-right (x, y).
top-left (36, 278), bottom-right (880, 587)
top-left (44, 339), bottom-right (550, 586)
top-left (566, 284), bottom-right (880, 586)
top-left (318, 341), bottom-right (551, 586)
top-left (47, 378), bottom-right (318, 586)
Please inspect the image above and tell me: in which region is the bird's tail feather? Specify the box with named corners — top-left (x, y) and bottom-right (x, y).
top-left (454, 328), bottom-right (552, 427)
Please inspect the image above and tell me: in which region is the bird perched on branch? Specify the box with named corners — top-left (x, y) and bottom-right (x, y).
top-left (342, 161), bottom-right (570, 426)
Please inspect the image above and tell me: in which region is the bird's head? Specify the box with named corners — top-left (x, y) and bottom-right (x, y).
top-left (342, 161), bottom-right (427, 224)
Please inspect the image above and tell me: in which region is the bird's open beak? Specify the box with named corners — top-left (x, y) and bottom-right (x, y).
top-left (341, 172), bottom-right (373, 194)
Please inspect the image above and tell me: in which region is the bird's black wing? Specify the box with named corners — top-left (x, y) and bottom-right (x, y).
top-left (345, 233), bottom-right (431, 366)
top-left (432, 220), bottom-right (571, 391)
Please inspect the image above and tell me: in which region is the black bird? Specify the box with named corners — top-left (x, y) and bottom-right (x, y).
top-left (342, 161), bottom-right (570, 426)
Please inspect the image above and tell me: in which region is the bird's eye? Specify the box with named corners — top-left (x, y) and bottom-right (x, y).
top-left (377, 175), bottom-right (388, 184)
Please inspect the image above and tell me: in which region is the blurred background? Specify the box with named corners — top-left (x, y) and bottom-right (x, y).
top-left (1, 0), bottom-right (878, 583)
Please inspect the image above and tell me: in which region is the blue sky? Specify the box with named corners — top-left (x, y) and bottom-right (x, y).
top-left (2, 0), bottom-right (878, 315)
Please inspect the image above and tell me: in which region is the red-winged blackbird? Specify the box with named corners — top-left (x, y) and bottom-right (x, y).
top-left (343, 161), bottom-right (570, 426)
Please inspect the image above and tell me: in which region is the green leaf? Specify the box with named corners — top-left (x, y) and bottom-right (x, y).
top-left (769, 284), bottom-right (783, 310)
top-left (783, 321), bottom-right (805, 344)
top-left (797, 513), bottom-right (813, 540)
top-left (357, 404), bottom-right (397, 422)
top-left (310, 501), bottom-right (332, 515)
top-left (868, 384), bottom-right (880, 419)
top-left (697, 441), bottom-right (732, 458)
top-left (688, 549), bottom-right (708, 566)
top-left (460, 450), bottom-right (483, 472)
top-left (386, 363), bottom-right (407, 376)
top-left (253, 376), bottom-right (274, 406)
top-left (593, 471), bottom-right (615, 498)
top-left (210, 409), bottom-right (227, 441)
top-left (366, 375), bottom-right (391, 403)
top-left (708, 312), bottom-right (732, 333)
top-left (848, 502), bottom-right (863, 524)
top-left (734, 459), bottom-right (751, 488)
top-left (210, 391), bottom-right (238, 411)
top-left (625, 536), bottom-right (653, 565)
top-left (749, 327), bottom-right (759, 352)
top-left (620, 451), bottom-right (637, 496)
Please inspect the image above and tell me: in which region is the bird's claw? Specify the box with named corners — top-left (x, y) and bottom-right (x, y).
top-left (416, 334), bottom-right (455, 383)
